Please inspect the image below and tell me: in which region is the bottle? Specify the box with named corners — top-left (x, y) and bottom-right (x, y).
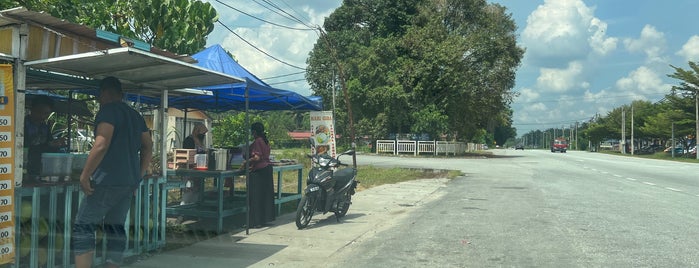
top-left (207, 149), bottom-right (216, 171)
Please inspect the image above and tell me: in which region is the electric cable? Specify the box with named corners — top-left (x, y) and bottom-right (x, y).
top-left (262, 71), bottom-right (307, 80)
top-left (216, 20), bottom-right (307, 70)
top-left (215, 0), bottom-right (315, 31)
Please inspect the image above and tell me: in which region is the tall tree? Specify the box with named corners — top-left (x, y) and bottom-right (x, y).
top-left (306, 0), bottom-right (523, 144)
top-left (1, 0), bottom-right (217, 55)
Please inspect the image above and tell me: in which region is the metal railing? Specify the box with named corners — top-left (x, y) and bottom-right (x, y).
top-left (376, 140), bottom-right (480, 155)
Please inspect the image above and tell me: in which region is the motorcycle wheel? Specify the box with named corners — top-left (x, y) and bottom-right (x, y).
top-left (335, 193), bottom-right (351, 218)
top-left (295, 195), bottom-right (315, 229)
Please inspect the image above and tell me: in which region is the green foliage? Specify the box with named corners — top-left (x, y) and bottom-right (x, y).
top-left (1, 0), bottom-right (217, 55)
top-left (211, 113), bottom-right (263, 148)
top-left (307, 0), bottom-right (523, 144)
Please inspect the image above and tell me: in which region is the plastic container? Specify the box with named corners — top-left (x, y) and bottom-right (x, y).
top-left (194, 154), bottom-right (207, 170)
top-left (72, 153), bottom-right (88, 174)
top-left (41, 153), bottom-right (73, 177)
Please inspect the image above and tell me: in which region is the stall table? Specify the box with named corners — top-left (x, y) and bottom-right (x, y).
top-left (165, 164), bottom-right (303, 233)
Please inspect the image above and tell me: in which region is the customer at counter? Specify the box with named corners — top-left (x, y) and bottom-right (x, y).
top-left (73, 76), bottom-right (153, 268)
top-left (240, 122), bottom-right (275, 228)
top-left (24, 95), bottom-right (65, 181)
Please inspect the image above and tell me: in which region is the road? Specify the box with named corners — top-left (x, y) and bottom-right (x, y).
top-left (333, 150), bottom-right (699, 267)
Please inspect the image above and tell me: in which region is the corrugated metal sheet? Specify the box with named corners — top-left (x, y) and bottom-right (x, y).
top-left (25, 47), bottom-right (244, 95)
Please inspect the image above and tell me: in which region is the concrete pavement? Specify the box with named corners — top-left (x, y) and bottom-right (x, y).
top-left (124, 177), bottom-right (450, 268)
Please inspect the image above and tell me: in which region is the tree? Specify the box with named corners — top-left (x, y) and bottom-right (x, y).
top-left (1, 0), bottom-right (217, 55)
top-left (306, 0), bottom-right (523, 144)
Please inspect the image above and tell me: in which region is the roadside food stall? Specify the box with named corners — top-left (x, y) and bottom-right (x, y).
top-left (147, 44), bottom-right (322, 234)
top-left (0, 7), bottom-right (246, 268)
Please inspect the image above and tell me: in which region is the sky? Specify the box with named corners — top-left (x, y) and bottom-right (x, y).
top-left (205, 0), bottom-right (699, 136)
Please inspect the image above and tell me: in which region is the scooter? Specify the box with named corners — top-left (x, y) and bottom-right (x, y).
top-left (295, 149), bottom-right (358, 229)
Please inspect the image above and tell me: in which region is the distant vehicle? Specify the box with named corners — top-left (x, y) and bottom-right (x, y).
top-left (551, 138), bottom-right (568, 153)
top-left (515, 144), bottom-right (524, 150)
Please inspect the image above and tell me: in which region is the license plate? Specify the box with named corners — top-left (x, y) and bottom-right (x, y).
top-left (308, 185), bottom-right (320, 192)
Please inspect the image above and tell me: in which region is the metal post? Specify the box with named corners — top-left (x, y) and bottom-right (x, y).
top-left (672, 122), bottom-right (675, 158)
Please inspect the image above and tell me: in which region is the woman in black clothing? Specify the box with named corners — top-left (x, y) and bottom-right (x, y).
top-left (241, 122), bottom-right (275, 228)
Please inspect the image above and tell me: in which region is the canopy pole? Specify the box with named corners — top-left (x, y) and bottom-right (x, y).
top-left (160, 90), bottom-right (169, 178)
top-left (244, 83), bottom-right (250, 235)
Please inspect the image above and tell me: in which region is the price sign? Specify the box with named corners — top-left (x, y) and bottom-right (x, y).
top-left (0, 148), bottom-right (10, 159)
top-left (0, 227), bottom-right (11, 244)
top-left (0, 117), bottom-right (9, 127)
top-left (0, 243), bottom-right (11, 259)
top-left (0, 212), bottom-right (10, 224)
top-left (0, 64), bottom-right (15, 264)
top-left (0, 166), bottom-right (10, 177)
top-left (0, 197), bottom-right (10, 208)
top-left (0, 132), bottom-right (9, 143)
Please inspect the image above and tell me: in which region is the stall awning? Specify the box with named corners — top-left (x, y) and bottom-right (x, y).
top-left (24, 47), bottom-right (244, 96)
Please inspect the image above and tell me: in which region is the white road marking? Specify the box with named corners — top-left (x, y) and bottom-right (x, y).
top-left (601, 171), bottom-right (609, 174)
top-left (625, 177), bottom-right (637, 181)
top-left (665, 187), bottom-right (683, 192)
top-left (642, 182), bottom-right (656, 186)
top-left (613, 174), bottom-right (622, 178)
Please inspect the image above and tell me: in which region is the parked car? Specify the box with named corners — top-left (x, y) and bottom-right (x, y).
top-left (52, 128), bottom-right (93, 152)
top-left (515, 144), bottom-right (524, 150)
top-left (664, 146), bottom-right (684, 155)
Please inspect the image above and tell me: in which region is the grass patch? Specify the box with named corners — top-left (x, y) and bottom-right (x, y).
top-left (598, 150), bottom-right (699, 163)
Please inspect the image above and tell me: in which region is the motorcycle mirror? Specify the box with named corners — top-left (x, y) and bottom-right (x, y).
top-left (343, 150), bottom-right (355, 156)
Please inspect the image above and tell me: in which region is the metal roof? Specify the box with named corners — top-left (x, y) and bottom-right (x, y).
top-left (24, 47), bottom-right (244, 97)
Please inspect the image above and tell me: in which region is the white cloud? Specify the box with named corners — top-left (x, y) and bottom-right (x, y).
top-left (676, 35), bottom-right (699, 62)
top-left (588, 17), bottom-right (617, 55)
top-left (615, 66), bottom-right (671, 98)
top-left (517, 88), bottom-right (540, 102)
top-left (623, 25), bottom-right (667, 64)
top-left (522, 0), bottom-right (616, 66)
top-left (536, 61), bottom-right (585, 93)
top-left (212, 1), bottom-right (338, 95)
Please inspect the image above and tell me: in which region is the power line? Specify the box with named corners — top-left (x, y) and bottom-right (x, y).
top-left (250, 0), bottom-right (305, 26)
top-left (261, 0), bottom-right (316, 29)
top-left (215, 0), bottom-right (314, 31)
top-left (216, 20), bottom-right (307, 70)
top-left (267, 78), bottom-right (307, 86)
top-left (262, 71), bottom-right (306, 80)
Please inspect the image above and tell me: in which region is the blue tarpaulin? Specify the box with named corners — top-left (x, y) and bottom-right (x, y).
top-left (133, 45), bottom-right (322, 112)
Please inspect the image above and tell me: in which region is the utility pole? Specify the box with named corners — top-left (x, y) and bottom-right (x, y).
top-left (631, 105), bottom-right (634, 155)
top-left (619, 108), bottom-right (626, 154)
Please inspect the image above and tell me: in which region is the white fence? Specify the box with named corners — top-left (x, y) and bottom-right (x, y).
top-left (376, 140), bottom-right (484, 155)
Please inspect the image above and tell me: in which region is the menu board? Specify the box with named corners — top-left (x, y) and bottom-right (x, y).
top-left (310, 111), bottom-right (336, 158)
top-left (0, 65), bottom-right (15, 264)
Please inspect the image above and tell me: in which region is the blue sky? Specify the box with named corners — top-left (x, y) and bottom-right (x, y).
top-left (205, 0), bottom-right (699, 136)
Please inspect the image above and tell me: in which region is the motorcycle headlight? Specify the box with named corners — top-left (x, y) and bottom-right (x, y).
top-left (318, 157), bottom-right (331, 167)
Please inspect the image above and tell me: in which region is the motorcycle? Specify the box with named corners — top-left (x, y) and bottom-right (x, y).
top-left (295, 149), bottom-right (358, 229)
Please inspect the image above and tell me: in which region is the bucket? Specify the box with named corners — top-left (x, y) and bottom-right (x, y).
top-left (194, 154), bottom-right (207, 170)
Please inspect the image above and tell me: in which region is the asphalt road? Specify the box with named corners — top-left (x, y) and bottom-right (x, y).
top-left (333, 150), bottom-right (699, 267)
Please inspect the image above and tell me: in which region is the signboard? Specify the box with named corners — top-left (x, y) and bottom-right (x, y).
top-left (0, 65), bottom-right (14, 264)
top-left (310, 111), bottom-right (336, 158)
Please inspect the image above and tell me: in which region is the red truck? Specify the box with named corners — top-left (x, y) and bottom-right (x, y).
top-left (551, 138), bottom-right (568, 153)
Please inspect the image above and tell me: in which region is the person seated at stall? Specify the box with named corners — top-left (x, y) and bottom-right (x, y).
top-left (183, 122), bottom-right (208, 153)
top-left (181, 122), bottom-right (208, 205)
top-left (24, 95), bottom-right (65, 182)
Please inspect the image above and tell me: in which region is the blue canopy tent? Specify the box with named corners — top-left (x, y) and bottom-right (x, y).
top-left (127, 44), bottom-right (323, 112)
